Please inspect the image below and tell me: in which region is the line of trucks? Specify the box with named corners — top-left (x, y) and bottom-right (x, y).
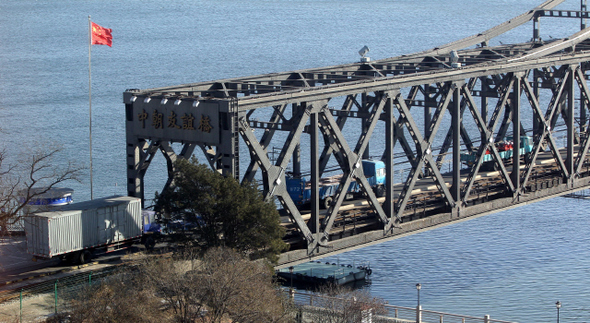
top-left (286, 136), bottom-right (534, 209)
top-left (286, 160), bottom-right (387, 210)
top-left (22, 136), bottom-right (533, 264)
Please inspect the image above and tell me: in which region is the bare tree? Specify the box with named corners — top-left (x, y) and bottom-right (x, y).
top-left (52, 269), bottom-right (166, 323)
top-left (304, 285), bottom-right (387, 323)
top-left (193, 247), bottom-right (294, 323)
top-left (139, 247), bottom-right (294, 323)
top-left (137, 250), bottom-right (206, 322)
top-left (56, 247), bottom-right (295, 323)
top-left (0, 148), bottom-right (83, 235)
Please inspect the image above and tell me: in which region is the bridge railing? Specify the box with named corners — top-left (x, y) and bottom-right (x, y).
top-left (417, 307), bottom-right (517, 323)
top-left (290, 290), bottom-right (517, 323)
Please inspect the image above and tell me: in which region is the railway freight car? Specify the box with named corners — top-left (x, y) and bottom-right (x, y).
top-left (25, 196), bottom-right (160, 264)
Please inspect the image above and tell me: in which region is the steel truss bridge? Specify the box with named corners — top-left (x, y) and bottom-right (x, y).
top-left (125, 0), bottom-right (590, 264)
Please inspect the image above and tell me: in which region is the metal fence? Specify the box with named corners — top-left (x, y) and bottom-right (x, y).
top-left (0, 268), bottom-right (118, 322)
top-left (291, 291), bottom-right (518, 323)
top-left (1, 270), bottom-right (518, 323)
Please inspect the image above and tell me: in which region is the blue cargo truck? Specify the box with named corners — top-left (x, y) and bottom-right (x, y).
top-left (286, 160), bottom-right (386, 209)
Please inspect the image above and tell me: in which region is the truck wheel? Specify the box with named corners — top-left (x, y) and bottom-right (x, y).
top-left (78, 250), bottom-right (92, 265)
top-left (144, 236), bottom-right (156, 251)
top-left (374, 185), bottom-right (385, 197)
top-left (322, 197), bottom-right (333, 209)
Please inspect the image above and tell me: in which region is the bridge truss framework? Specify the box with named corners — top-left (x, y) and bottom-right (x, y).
top-left (124, 0), bottom-right (590, 259)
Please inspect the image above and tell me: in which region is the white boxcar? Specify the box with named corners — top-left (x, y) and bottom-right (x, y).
top-left (25, 196), bottom-right (143, 261)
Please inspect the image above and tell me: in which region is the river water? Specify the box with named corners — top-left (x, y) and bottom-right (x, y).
top-left (1, 0), bottom-right (589, 321)
top-left (323, 196), bottom-right (590, 322)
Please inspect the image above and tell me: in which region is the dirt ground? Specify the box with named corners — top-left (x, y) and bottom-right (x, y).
top-left (0, 236), bottom-right (152, 322)
top-left (0, 292), bottom-right (61, 323)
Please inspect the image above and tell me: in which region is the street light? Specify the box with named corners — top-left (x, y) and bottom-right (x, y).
top-left (289, 266), bottom-right (294, 298)
top-left (556, 301), bottom-right (561, 323)
top-left (416, 283), bottom-right (421, 307)
top-left (416, 283), bottom-right (422, 323)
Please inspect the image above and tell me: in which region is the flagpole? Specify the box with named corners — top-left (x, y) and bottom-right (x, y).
top-left (88, 16), bottom-right (94, 200)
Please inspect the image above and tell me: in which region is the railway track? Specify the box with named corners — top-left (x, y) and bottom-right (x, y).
top-left (0, 263), bottom-right (122, 304)
top-left (0, 247), bottom-right (174, 305)
top-left (281, 155), bottom-right (585, 250)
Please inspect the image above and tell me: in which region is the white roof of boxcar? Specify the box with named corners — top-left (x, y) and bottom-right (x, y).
top-left (30, 196), bottom-right (141, 219)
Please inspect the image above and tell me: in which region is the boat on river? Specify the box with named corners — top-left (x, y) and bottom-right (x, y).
top-left (277, 261), bottom-right (372, 286)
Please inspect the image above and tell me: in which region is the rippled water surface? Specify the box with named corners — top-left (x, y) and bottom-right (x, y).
top-left (323, 197), bottom-right (590, 322)
top-left (0, 0), bottom-right (575, 201)
top-left (1, 0), bottom-right (589, 321)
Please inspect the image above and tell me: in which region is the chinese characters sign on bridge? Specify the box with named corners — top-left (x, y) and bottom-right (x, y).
top-left (130, 99), bottom-right (220, 145)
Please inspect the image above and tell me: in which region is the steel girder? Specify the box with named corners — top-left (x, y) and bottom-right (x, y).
top-left (318, 92), bottom-right (390, 239)
top-left (125, 137), bottom-right (197, 206)
top-left (234, 60), bottom-right (590, 253)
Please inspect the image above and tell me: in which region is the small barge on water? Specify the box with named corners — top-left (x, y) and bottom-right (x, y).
top-left (277, 261), bottom-right (372, 286)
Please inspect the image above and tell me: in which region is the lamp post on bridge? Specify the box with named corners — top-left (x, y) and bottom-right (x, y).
top-left (416, 283), bottom-right (421, 307)
top-left (416, 283), bottom-right (422, 323)
top-left (289, 266), bottom-right (294, 299)
top-left (556, 301), bottom-right (561, 323)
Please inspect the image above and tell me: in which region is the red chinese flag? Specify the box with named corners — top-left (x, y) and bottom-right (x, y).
top-left (91, 22), bottom-right (112, 47)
